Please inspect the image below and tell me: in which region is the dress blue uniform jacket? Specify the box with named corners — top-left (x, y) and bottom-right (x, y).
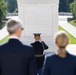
top-left (31, 41), bottom-right (48, 68)
top-left (43, 52), bottom-right (76, 75)
top-left (0, 39), bottom-right (37, 75)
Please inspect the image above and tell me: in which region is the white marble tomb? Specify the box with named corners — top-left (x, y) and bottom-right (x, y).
top-left (17, 0), bottom-right (59, 52)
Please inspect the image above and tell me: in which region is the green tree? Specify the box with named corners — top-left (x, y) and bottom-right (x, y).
top-left (70, 1), bottom-right (76, 20)
top-left (0, 0), bottom-right (7, 22)
top-left (7, 0), bottom-right (17, 13)
top-left (59, 0), bottom-right (67, 12)
top-left (69, 0), bottom-right (74, 3)
top-left (59, 0), bottom-right (74, 12)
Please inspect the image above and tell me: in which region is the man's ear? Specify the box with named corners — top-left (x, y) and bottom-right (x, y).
top-left (16, 28), bottom-right (19, 33)
top-left (15, 28), bottom-right (18, 34)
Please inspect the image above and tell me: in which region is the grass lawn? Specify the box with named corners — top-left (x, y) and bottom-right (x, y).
top-left (0, 35), bottom-right (9, 44)
top-left (0, 26), bottom-right (76, 44)
top-left (69, 20), bottom-right (76, 27)
top-left (59, 26), bottom-right (76, 44)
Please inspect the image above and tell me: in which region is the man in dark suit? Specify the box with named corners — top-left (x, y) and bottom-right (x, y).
top-left (31, 33), bottom-right (48, 75)
top-left (0, 19), bottom-right (37, 75)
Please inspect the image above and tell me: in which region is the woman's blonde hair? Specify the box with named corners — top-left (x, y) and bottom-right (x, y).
top-left (54, 31), bottom-right (69, 44)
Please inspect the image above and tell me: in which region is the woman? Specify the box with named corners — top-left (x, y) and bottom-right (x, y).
top-left (43, 31), bottom-right (76, 75)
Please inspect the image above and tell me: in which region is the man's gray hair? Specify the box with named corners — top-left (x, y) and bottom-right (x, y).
top-left (7, 18), bottom-right (22, 34)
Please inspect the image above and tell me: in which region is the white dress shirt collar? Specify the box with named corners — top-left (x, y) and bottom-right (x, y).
top-left (9, 36), bottom-right (19, 40)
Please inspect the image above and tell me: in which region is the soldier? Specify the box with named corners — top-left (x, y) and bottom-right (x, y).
top-left (31, 33), bottom-right (49, 75)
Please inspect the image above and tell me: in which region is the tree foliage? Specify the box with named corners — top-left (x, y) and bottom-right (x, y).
top-left (70, 0), bottom-right (76, 20)
top-left (4, 0), bottom-right (74, 13)
top-left (7, 0), bottom-right (17, 13)
top-left (0, 0), bottom-right (7, 22)
top-left (59, 0), bottom-right (74, 12)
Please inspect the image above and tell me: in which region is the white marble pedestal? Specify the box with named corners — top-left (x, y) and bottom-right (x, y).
top-left (17, 0), bottom-right (59, 52)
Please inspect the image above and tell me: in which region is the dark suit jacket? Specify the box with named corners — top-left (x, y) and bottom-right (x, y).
top-left (0, 39), bottom-right (37, 75)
